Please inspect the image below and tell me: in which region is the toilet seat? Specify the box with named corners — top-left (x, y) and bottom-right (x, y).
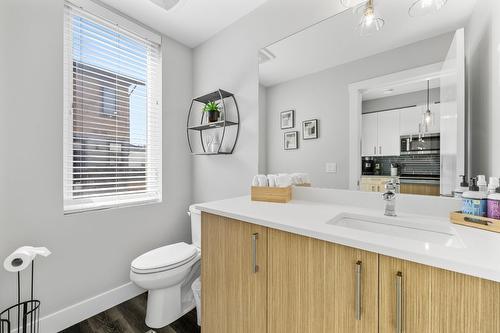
top-left (131, 242), bottom-right (198, 274)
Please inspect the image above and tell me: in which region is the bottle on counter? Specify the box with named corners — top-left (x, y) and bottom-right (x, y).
top-left (477, 175), bottom-right (488, 193)
top-left (462, 178), bottom-right (488, 217)
top-left (488, 177), bottom-right (499, 194)
top-left (488, 187), bottom-right (500, 219)
top-left (453, 175), bottom-right (469, 198)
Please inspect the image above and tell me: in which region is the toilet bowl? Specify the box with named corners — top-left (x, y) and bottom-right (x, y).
top-left (130, 205), bottom-right (201, 329)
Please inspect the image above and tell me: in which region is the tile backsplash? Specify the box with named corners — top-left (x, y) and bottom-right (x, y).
top-left (365, 154), bottom-right (440, 176)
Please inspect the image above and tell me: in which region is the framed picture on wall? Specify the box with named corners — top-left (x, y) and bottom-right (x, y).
top-left (284, 131), bottom-right (298, 150)
top-left (280, 110), bottom-right (295, 129)
top-left (302, 119), bottom-right (319, 140)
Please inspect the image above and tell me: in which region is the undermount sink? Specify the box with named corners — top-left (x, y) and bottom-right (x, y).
top-left (327, 213), bottom-right (465, 249)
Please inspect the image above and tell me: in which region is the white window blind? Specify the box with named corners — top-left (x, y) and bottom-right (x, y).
top-left (63, 2), bottom-right (162, 214)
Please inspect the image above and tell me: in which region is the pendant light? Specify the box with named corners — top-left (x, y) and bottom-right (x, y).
top-left (408, 0), bottom-right (448, 17)
top-left (422, 80), bottom-right (433, 132)
top-left (358, 0), bottom-right (384, 36)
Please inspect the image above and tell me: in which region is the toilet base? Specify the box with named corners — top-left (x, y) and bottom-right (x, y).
top-left (144, 261), bottom-right (200, 329)
top-left (146, 285), bottom-right (181, 328)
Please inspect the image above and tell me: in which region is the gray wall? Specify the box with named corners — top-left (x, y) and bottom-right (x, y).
top-left (264, 33), bottom-right (453, 189)
top-left (192, 0), bottom-right (343, 203)
top-left (467, 0), bottom-right (500, 178)
top-left (0, 0), bottom-right (193, 319)
top-left (362, 88), bottom-right (440, 114)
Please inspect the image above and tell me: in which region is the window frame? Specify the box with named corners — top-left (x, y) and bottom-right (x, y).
top-left (63, 0), bottom-right (162, 214)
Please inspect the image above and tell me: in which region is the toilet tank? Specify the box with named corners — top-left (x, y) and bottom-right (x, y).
top-left (189, 205), bottom-right (201, 248)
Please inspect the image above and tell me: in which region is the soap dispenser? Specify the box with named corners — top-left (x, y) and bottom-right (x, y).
top-left (488, 177), bottom-right (499, 194)
top-left (454, 175), bottom-right (469, 198)
top-left (462, 178), bottom-right (488, 217)
top-left (477, 175), bottom-right (488, 193)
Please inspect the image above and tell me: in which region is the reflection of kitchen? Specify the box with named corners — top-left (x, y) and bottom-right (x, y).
top-left (360, 80), bottom-right (441, 196)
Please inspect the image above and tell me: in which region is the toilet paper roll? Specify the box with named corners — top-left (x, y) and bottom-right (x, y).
top-left (3, 246), bottom-right (51, 273)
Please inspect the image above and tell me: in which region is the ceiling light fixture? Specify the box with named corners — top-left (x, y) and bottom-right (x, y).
top-left (149, 0), bottom-right (182, 12)
top-left (408, 0), bottom-right (448, 17)
top-left (340, 0), bottom-right (367, 9)
top-left (358, 0), bottom-right (384, 36)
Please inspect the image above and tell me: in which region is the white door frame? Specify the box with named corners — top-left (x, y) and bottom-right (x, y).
top-left (348, 62), bottom-right (444, 190)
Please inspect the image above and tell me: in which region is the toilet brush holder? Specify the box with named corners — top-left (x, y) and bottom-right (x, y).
top-left (0, 262), bottom-right (41, 333)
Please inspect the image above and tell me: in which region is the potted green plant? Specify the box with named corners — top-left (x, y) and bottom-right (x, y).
top-left (203, 101), bottom-right (221, 123)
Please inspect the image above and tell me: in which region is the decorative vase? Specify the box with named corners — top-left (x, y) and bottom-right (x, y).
top-left (207, 110), bottom-right (220, 123)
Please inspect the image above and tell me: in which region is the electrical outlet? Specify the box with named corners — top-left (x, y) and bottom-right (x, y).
top-left (326, 162), bottom-right (337, 173)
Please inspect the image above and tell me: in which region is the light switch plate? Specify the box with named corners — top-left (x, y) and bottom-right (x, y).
top-left (326, 162), bottom-right (337, 173)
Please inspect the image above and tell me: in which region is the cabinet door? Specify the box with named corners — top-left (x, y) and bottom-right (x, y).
top-left (362, 113), bottom-right (378, 156)
top-left (379, 255), bottom-right (500, 333)
top-left (268, 229), bottom-right (378, 333)
top-left (399, 106), bottom-right (422, 135)
top-left (377, 110), bottom-right (400, 156)
top-left (201, 213), bottom-right (268, 333)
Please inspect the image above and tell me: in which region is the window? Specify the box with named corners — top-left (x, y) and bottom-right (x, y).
top-left (101, 86), bottom-right (117, 116)
top-left (63, 1), bottom-right (162, 213)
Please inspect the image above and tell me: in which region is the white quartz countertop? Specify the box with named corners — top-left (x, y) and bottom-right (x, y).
top-left (196, 196), bottom-right (500, 283)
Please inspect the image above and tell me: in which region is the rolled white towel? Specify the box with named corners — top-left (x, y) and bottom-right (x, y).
top-left (257, 174), bottom-right (268, 187)
top-left (267, 174), bottom-right (277, 187)
top-left (252, 175), bottom-right (260, 187)
top-left (277, 174), bottom-right (292, 188)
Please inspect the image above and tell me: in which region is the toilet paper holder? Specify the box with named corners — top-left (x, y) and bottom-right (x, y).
top-left (1, 248), bottom-right (49, 333)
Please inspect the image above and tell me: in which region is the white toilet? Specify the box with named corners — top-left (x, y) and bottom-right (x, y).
top-left (130, 205), bottom-right (201, 329)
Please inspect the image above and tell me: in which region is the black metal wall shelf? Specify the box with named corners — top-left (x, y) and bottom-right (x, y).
top-left (188, 120), bottom-right (238, 131)
top-left (187, 89), bottom-right (240, 155)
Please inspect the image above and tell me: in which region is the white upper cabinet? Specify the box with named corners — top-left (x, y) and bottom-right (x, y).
top-left (377, 110), bottom-right (400, 156)
top-left (362, 113), bottom-right (378, 157)
top-left (399, 106), bottom-right (423, 135)
top-left (362, 110), bottom-right (400, 157)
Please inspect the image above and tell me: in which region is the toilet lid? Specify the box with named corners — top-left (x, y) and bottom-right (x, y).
top-left (131, 242), bottom-right (197, 272)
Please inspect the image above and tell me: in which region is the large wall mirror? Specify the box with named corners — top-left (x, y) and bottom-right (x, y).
top-left (258, 0), bottom-right (493, 198)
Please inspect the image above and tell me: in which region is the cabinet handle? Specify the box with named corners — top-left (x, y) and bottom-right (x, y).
top-left (355, 261), bottom-right (362, 321)
top-left (252, 233), bottom-right (259, 273)
top-left (374, 146), bottom-right (377, 155)
top-left (396, 272), bottom-right (403, 333)
top-left (379, 146), bottom-right (382, 155)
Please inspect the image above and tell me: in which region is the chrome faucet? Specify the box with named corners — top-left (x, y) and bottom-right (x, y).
top-left (383, 179), bottom-right (397, 217)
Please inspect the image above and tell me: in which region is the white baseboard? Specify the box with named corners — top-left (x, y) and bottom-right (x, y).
top-left (40, 282), bottom-right (144, 332)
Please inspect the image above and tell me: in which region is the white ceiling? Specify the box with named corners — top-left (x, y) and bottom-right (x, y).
top-left (98, 0), bottom-right (268, 47)
top-left (260, 0), bottom-right (477, 87)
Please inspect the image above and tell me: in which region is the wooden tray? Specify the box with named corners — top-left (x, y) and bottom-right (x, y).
top-left (450, 211), bottom-right (500, 233)
top-left (251, 186), bottom-right (292, 203)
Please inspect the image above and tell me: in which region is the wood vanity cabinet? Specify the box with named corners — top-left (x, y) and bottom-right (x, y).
top-left (201, 213), bottom-right (268, 333)
top-left (379, 255), bottom-right (500, 333)
top-left (202, 213), bottom-right (500, 333)
top-left (267, 229), bottom-right (378, 333)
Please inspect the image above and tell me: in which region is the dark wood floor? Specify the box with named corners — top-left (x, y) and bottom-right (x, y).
top-left (60, 293), bottom-right (200, 333)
